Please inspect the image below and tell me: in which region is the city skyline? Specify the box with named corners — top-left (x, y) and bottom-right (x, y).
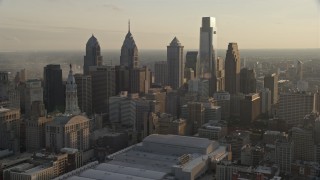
top-left (0, 0), bottom-right (319, 51)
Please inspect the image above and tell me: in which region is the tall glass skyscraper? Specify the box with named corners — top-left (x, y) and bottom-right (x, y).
top-left (199, 17), bottom-right (217, 94)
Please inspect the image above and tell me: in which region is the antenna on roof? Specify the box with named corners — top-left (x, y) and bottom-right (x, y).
top-left (128, 19), bottom-right (130, 32)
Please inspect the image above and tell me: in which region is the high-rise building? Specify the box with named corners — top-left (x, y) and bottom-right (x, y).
top-left (130, 66), bottom-right (151, 94)
top-left (65, 64), bottom-right (80, 115)
top-left (185, 51), bottom-right (198, 77)
top-left (83, 35), bottom-right (103, 75)
top-left (240, 68), bottom-right (256, 94)
top-left (214, 91), bottom-right (230, 120)
top-left (157, 113), bottom-right (186, 135)
top-left (154, 61), bottom-right (168, 86)
top-left (199, 17), bottom-right (217, 95)
top-left (225, 43), bottom-right (240, 94)
top-left (187, 102), bottom-right (205, 135)
top-left (184, 68), bottom-right (195, 82)
top-left (165, 91), bottom-right (180, 117)
top-left (0, 107), bottom-right (20, 153)
top-left (275, 139), bottom-right (294, 173)
top-left (188, 79), bottom-right (209, 97)
top-left (120, 21), bottom-right (139, 69)
top-left (264, 73), bottom-right (278, 104)
top-left (43, 64), bottom-right (64, 113)
top-left (25, 79), bottom-right (43, 118)
top-left (0, 71), bottom-right (9, 100)
top-left (260, 88), bottom-right (272, 116)
top-left (26, 101), bottom-right (52, 152)
top-left (46, 115), bottom-right (90, 152)
top-left (240, 93), bottom-right (261, 123)
top-left (90, 66), bottom-right (116, 114)
top-left (291, 127), bottom-right (315, 162)
top-left (278, 92), bottom-right (315, 127)
top-left (216, 57), bottom-right (225, 92)
top-left (115, 65), bottom-right (130, 94)
top-left (74, 74), bottom-right (92, 116)
top-left (167, 37), bottom-right (184, 90)
top-left (296, 60), bottom-right (303, 81)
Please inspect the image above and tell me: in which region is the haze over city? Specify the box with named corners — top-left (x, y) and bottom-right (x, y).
top-left (0, 0), bottom-right (319, 51)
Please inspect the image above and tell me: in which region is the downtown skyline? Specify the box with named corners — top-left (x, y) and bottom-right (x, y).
top-left (0, 0), bottom-right (319, 51)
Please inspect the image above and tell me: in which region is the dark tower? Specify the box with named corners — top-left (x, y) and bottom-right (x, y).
top-left (43, 64), bottom-right (64, 113)
top-left (83, 35), bottom-right (103, 75)
top-left (225, 43), bottom-right (241, 94)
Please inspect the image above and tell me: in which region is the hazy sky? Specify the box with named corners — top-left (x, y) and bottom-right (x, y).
top-left (0, 0), bottom-right (319, 51)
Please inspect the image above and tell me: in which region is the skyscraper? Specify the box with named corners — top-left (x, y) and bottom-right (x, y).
top-left (83, 35), bottom-right (103, 75)
top-left (296, 60), bottom-right (303, 81)
top-left (115, 65), bottom-right (130, 95)
top-left (240, 68), bottom-right (256, 94)
top-left (264, 73), bottom-right (278, 104)
top-left (167, 37), bottom-right (184, 90)
top-left (65, 64), bottom-right (80, 115)
top-left (185, 51), bottom-right (198, 77)
top-left (154, 61), bottom-right (168, 86)
top-left (225, 43), bottom-right (241, 94)
top-left (25, 79), bottom-right (43, 118)
top-left (44, 64), bottom-right (64, 113)
top-left (199, 17), bottom-right (217, 94)
top-left (0, 107), bottom-right (20, 153)
top-left (120, 21), bottom-right (139, 69)
top-left (130, 66), bottom-right (151, 94)
top-left (74, 74), bottom-right (92, 116)
top-left (90, 66), bottom-right (116, 114)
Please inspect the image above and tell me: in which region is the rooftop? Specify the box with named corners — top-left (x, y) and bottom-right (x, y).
top-left (143, 134), bottom-right (214, 149)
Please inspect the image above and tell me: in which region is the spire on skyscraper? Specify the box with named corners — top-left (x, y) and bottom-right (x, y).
top-left (120, 21), bottom-right (139, 69)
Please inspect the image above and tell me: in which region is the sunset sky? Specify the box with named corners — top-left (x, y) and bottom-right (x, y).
top-left (0, 0), bottom-right (319, 51)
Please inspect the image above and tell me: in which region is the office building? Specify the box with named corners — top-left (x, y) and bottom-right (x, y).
top-left (157, 113), bottom-right (186, 135)
top-left (46, 115), bottom-right (90, 152)
top-left (65, 64), bottom-right (80, 115)
top-left (187, 102), bottom-right (205, 135)
top-left (0, 107), bottom-right (20, 153)
top-left (83, 35), bottom-right (102, 75)
top-left (0, 71), bottom-right (9, 100)
top-left (74, 74), bottom-right (92, 116)
top-left (296, 60), bottom-right (303, 81)
top-left (90, 66), bottom-right (116, 114)
top-left (184, 68), bottom-right (194, 82)
top-left (24, 79), bottom-right (43, 118)
top-left (275, 139), bottom-right (293, 173)
top-left (199, 17), bottom-right (218, 94)
top-left (26, 101), bottom-right (52, 152)
top-left (278, 92), bottom-right (315, 127)
top-left (291, 127), bottom-right (315, 162)
top-left (264, 73), bottom-right (278, 104)
top-left (188, 79), bottom-right (209, 97)
top-left (60, 134), bottom-right (229, 180)
top-left (240, 93), bottom-right (261, 123)
top-left (225, 43), bottom-right (240, 94)
top-left (230, 93), bottom-right (245, 117)
top-left (198, 121), bottom-right (227, 140)
top-left (167, 37), bottom-right (184, 90)
top-left (216, 57), bottom-right (225, 92)
top-left (115, 65), bottom-right (130, 94)
top-left (43, 64), bottom-right (64, 113)
top-left (220, 131), bottom-right (251, 161)
top-left (120, 21), bottom-right (139, 69)
top-left (185, 51), bottom-right (198, 77)
top-left (154, 61), bottom-right (168, 86)
top-left (165, 91), bottom-right (180, 117)
top-left (260, 88), bottom-right (272, 116)
top-left (214, 91), bottom-right (230, 120)
top-left (146, 89), bottom-right (166, 113)
top-left (130, 66), bottom-right (151, 94)
top-left (240, 68), bottom-right (256, 94)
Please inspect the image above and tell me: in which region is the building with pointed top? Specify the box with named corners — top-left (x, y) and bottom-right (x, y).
top-left (84, 35), bottom-right (103, 75)
top-left (65, 64), bottom-right (80, 115)
top-left (120, 21), bottom-right (139, 69)
top-left (167, 37), bottom-right (184, 90)
top-left (225, 42), bottom-right (241, 94)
